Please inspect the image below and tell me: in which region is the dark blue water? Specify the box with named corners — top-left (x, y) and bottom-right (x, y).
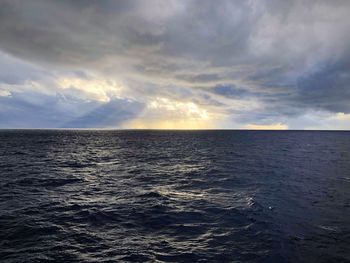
top-left (0, 130), bottom-right (349, 262)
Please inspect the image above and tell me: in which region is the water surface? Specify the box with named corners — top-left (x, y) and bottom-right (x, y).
top-left (0, 130), bottom-right (349, 262)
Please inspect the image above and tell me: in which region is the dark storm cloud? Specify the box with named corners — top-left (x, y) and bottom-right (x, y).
top-left (212, 85), bottom-right (254, 99)
top-left (0, 0), bottom-right (350, 128)
top-left (0, 0), bottom-right (258, 65)
top-left (175, 74), bottom-right (221, 83)
top-left (295, 58), bottom-right (350, 113)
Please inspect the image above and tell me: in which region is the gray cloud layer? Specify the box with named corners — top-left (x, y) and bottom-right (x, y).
top-left (0, 0), bottom-right (349, 128)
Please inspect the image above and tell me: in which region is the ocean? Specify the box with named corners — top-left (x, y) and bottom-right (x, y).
top-left (0, 130), bottom-right (349, 262)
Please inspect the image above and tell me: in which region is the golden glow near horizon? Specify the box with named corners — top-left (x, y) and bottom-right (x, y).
top-left (47, 77), bottom-right (350, 130)
top-left (124, 97), bottom-right (218, 129)
top-left (245, 123), bottom-right (288, 130)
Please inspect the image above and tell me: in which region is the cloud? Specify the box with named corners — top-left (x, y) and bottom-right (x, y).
top-left (62, 99), bottom-right (144, 128)
top-left (0, 91), bottom-right (143, 128)
top-left (0, 89), bottom-right (11, 97)
top-left (0, 0), bottom-right (349, 128)
top-left (294, 58), bottom-right (350, 113)
top-left (336, 113), bottom-right (350, 121)
top-left (57, 76), bottom-right (123, 102)
top-left (123, 97), bottom-right (220, 129)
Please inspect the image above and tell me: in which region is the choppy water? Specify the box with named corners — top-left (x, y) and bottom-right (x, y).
top-left (0, 130), bottom-right (349, 262)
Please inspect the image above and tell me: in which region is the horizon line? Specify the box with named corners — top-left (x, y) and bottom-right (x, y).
top-left (0, 128), bottom-right (349, 132)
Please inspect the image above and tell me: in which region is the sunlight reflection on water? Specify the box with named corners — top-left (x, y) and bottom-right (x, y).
top-left (0, 130), bottom-right (349, 262)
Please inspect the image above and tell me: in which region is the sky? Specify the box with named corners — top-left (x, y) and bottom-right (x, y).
top-left (0, 0), bottom-right (349, 129)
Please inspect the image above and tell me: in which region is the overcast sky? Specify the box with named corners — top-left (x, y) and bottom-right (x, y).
top-left (0, 0), bottom-right (349, 129)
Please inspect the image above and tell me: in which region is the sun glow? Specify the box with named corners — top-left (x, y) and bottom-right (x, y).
top-left (124, 97), bottom-right (217, 129)
top-left (245, 123), bottom-right (288, 130)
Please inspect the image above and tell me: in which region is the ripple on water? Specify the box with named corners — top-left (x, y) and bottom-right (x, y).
top-left (0, 130), bottom-right (350, 262)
